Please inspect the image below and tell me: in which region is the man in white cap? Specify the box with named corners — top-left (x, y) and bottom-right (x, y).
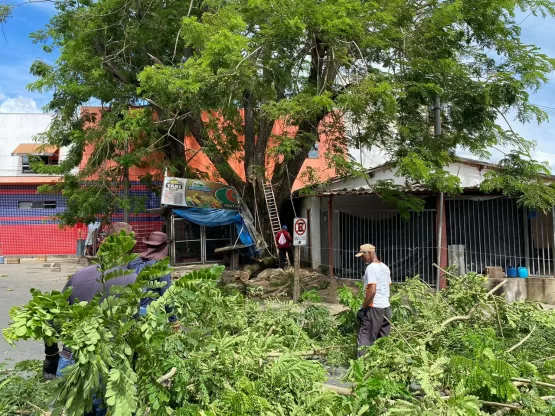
top-left (355, 243), bottom-right (391, 357)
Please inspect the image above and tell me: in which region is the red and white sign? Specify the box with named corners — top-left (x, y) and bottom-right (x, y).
top-left (293, 218), bottom-right (307, 246)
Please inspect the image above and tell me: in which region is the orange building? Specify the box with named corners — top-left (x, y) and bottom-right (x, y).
top-left (79, 106), bottom-right (338, 190)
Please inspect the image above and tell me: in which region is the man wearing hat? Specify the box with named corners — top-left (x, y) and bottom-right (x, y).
top-left (275, 225), bottom-right (294, 269)
top-left (127, 231), bottom-right (177, 325)
top-left (355, 244), bottom-right (392, 357)
top-left (43, 222), bottom-right (137, 415)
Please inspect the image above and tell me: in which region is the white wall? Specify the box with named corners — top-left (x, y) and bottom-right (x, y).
top-left (300, 196), bottom-right (321, 267)
top-left (0, 114), bottom-right (64, 176)
top-left (322, 161), bottom-right (491, 191)
top-left (347, 147), bottom-right (388, 170)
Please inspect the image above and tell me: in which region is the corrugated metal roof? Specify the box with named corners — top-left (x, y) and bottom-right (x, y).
top-left (312, 186), bottom-right (431, 197)
top-left (315, 187), bottom-right (374, 196)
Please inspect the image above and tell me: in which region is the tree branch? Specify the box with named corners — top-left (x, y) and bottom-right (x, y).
top-left (157, 367), bottom-right (177, 387)
top-left (437, 280), bottom-right (508, 331)
top-left (507, 325), bottom-right (536, 353)
top-left (185, 113), bottom-right (245, 190)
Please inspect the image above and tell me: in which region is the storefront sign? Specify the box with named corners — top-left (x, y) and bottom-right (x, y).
top-left (161, 177), bottom-right (240, 210)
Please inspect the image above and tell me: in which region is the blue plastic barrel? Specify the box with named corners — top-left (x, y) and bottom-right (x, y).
top-left (0, 256), bottom-right (4, 264)
top-left (507, 266), bottom-right (517, 278)
top-left (517, 267), bottom-right (529, 278)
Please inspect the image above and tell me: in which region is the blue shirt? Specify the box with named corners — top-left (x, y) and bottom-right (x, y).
top-left (127, 258), bottom-right (176, 323)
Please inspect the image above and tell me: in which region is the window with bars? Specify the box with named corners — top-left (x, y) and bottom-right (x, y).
top-left (18, 201), bottom-right (57, 209)
top-left (21, 155), bottom-right (59, 174)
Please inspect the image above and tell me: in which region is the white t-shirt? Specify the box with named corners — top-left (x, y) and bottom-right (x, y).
top-left (363, 262), bottom-right (391, 308)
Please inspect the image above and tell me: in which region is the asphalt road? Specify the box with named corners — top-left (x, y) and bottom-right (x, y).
top-left (0, 260), bottom-right (84, 364)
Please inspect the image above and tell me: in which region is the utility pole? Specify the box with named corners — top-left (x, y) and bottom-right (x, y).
top-left (434, 95), bottom-right (444, 290)
top-left (123, 139), bottom-right (130, 224)
top-left (293, 245), bottom-right (301, 302)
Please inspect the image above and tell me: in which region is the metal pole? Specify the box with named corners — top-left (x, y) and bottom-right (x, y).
top-left (523, 208), bottom-right (530, 270)
top-left (434, 94), bottom-right (443, 289)
top-left (328, 197), bottom-right (334, 277)
top-left (552, 206), bottom-right (555, 277)
top-left (293, 245), bottom-right (301, 302)
top-left (434, 95), bottom-right (442, 136)
top-left (123, 139), bottom-right (130, 224)
top-left (123, 166), bottom-right (130, 223)
top-left (436, 193), bottom-right (444, 290)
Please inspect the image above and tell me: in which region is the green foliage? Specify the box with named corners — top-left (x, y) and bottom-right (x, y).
top-left (0, 4), bottom-right (11, 24)
top-left (299, 289), bottom-right (322, 303)
top-left (0, 360), bottom-right (56, 416)
top-left (303, 305), bottom-right (333, 340)
top-left (481, 152), bottom-right (555, 210)
top-left (336, 283), bottom-right (364, 334)
top-left (347, 273), bottom-right (555, 415)
top-left (10, 0), bottom-right (555, 228)
top-left (5, 235), bottom-right (555, 415)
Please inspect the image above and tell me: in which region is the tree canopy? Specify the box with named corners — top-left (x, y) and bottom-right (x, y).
top-left (8, 0), bottom-right (555, 223)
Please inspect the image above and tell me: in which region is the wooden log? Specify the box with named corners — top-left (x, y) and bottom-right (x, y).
top-left (238, 257), bottom-right (276, 281)
top-left (321, 384), bottom-right (354, 396)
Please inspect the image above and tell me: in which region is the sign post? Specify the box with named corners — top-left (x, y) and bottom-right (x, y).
top-left (293, 218), bottom-right (307, 302)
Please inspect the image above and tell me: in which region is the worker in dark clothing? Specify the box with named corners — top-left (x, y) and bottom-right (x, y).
top-left (43, 222), bottom-right (136, 380)
top-left (276, 225), bottom-right (294, 269)
top-left (127, 231), bottom-right (178, 326)
top-left (57, 264), bottom-right (137, 415)
top-left (42, 222), bottom-right (136, 416)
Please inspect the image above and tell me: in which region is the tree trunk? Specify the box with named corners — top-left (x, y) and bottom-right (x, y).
top-left (166, 120), bottom-right (186, 177)
top-left (238, 257), bottom-right (276, 281)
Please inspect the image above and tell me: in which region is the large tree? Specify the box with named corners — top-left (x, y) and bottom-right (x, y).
top-left (14, 0), bottom-right (555, 229)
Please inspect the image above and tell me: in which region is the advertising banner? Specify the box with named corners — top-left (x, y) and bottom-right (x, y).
top-left (161, 177), bottom-right (240, 210)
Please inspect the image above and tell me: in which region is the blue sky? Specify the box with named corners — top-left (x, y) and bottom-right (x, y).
top-left (0, 1), bottom-right (553, 170)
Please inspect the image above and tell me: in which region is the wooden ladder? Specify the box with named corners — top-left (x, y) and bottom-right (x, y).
top-left (263, 182), bottom-right (282, 254)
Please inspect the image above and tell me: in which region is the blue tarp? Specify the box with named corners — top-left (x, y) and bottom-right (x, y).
top-left (173, 208), bottom-right (254, 246)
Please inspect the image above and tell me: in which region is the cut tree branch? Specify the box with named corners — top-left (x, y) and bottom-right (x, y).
top-left (507, 325), bottom-right (536, 353)
top-left (157, 367), bottom-right (177, 387)
top-left (437, 279), bottom-right (508, 331)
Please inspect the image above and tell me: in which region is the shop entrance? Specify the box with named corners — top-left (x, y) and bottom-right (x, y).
top-left (170, 215), bottom-right (233, 265)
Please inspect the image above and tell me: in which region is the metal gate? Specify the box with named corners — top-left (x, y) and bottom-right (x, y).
top-left (335, 209), bottom-right (437, 284)
top-left (446, 197), bottom-right (527, 274)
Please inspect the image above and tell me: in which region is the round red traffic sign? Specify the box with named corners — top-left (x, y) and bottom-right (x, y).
top-left (294, 219), bottom-right (307, 236)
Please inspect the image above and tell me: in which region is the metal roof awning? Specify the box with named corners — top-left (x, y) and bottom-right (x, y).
top-left (297, 185), bottom-right (432, 198)
top-left (11, 143), bottom-right (59, 156)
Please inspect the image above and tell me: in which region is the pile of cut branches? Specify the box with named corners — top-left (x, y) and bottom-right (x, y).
top-left (3, 234), bottom-right (555, 415)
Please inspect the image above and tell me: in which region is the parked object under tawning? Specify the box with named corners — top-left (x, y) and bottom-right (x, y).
top-left (517, 267), bottom-right (529, 278)
top-left (485, 266), bottom-right (504, 279)
top-left (507, 266), bottom-right (517, 278)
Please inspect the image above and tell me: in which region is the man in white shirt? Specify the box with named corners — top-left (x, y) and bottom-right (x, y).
top-left (355, 243), bottom-right (392, 357)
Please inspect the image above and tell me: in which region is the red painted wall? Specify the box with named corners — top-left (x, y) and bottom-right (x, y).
top-left (79, 106), bottom-right (339, 189)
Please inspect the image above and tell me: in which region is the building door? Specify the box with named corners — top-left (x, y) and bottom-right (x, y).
top-left (171, 215), bottom-right (233, 265)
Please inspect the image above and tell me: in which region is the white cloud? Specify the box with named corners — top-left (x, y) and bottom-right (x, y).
top-left (533, 150), bottom-right (555, 170)
top-left (0, 96), bottom-right (41, 113)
